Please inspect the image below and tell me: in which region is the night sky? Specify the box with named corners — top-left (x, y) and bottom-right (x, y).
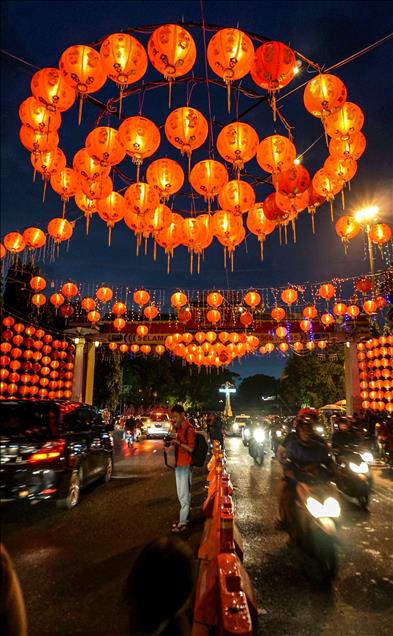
top-left (1, 1), bottom-right (393, 378)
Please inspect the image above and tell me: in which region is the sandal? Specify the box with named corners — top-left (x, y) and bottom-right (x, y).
top-left (171, 524), bottom-right (187, 533)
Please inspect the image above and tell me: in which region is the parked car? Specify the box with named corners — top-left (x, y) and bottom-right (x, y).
top-left (0, 400), bottom-right (113, 509)
top-left (145, 412), bottom-right (172, 439)
top-left (229, 414), bottom-right (251, 437)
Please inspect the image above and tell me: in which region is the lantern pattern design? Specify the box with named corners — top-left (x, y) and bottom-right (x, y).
top-left (218, 180), bottom-right (255, 215)
top-left (119, 116), bottom-right (161, 179)
top-left (216, 122), bottom-right (259, 173)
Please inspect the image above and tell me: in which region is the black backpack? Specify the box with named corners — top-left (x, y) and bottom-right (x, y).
top-left (187, 426), bottom-right (208, 467)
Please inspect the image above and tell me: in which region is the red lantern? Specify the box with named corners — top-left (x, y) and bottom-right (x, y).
top-left (240, 311), bottom-right (253, 327)
top-left (319, 283), bottom-right (336, 301)
top-left (271, 307), bottom-right (286, 322)
top-left (281, 288), bottom-right (298, 306)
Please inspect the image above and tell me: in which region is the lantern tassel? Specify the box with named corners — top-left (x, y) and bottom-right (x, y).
top-left (167, 252), bottom-right (170, 274)
top-left (348, 179), bottom-right (351, 192)
top-left (330, 199), bottom-right (334, 223)
top-left (86, 213), bottom-right (91, 235)
top-left (224, 247), bottom-right (227, 269)
top-left (197, 253), bottom-right (201, 274)
top-left (62, 199), bottom-right (66, 218)
top-left (153, 240), bottom-right (157, 261)
top-left (341, 188), bottom-right (345, 210)
top-left (279, 224), bottom-right (282, 246)
top-left (136, 163), bottom-right (140, 182)
top-left (33, 167), bottom-right (37, 183)
top-left (108, 225), bottom-right (112, 247)
top-left (42, 178), bottom-right (47, 203)
top-left (284, 224), bottom-right (288, 245)
top-left (272, 92), bottom-right (277, 122)
top-left (190, 251), bottom-right (193, 275)
top-left (311, 210), bottom-right (315, 234)
top-left (119, 87), bottom-right (123, 120)
top-left (144, 237), bottom-right (148, 256)
top-left (78, 94), bottom-right (84, 126)
top-left (231, 251), bottom-right (234, 272)
top-left (227, 81), bottom-right (231, 114)
top-left (292, 219), bottom-right (297, 243)
top-left (168, 80), bottom-right (172, 109)
top-left (260, 240), bottom-right (264, 262)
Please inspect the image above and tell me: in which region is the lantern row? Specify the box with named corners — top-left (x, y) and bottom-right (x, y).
top-left (0, 315), bottom-right (75, 400)
top-left (357, 335), bottom-right (393, 414)
top-left (7, 24), bottom-right (390, 271)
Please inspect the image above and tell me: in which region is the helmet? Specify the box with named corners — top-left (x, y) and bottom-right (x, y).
top-left (297, 407), bottom-right (319, 420)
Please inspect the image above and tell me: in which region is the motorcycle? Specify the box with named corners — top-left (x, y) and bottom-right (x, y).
top-left (286, 471), bottom-right (340, 583)
top-left (271, 425), bottom-right (287, 456)
top-left (124, 429), bottom-right (134, 448)
top-left (248, 427), bottom-right (266, 465)
top-left (334, 447), bottom-right (373, 509)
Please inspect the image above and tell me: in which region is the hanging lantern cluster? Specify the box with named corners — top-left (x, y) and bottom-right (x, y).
top-left (357, 336), bottom-right (393, 413)
top-left (0, 316), bottom-right (75, 400)
top-left (8, 23), bottom-right (387, 274)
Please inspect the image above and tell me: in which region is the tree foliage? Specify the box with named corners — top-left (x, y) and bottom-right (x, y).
top-left (234, 374), bottom-right (278, 412)
top-left (280, 347), bottom-right (345, 410)
top-left (93, 349), bottom-right (122, 412)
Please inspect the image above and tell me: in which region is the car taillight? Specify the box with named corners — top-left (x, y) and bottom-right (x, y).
top-left (28, 439), bottom-right (66, 463)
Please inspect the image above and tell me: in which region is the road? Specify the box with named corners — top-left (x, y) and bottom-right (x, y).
top-left (1, 435), bottom-right (393, 636)
top-left (227, 436), bottom-right (393, 636)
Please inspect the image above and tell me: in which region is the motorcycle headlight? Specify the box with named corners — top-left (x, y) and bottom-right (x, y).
top-left (316, 426), bottom-right (324, 434)
top-left (244, 428), bottom-right (251, 439)
top-left (306, 496), bottom-right (341, 518)
top-left (232, 423), bottom-right (239, 432)
top-left (276, 430), bottom-right (282, 438)
top-left (349, 461), bottom-right (369, 474)
top-left (361, 452), bottom-right (373, 463)
top-left (253, 429), bottom-right (265, 443)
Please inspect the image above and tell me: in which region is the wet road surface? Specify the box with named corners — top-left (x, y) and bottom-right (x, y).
top-left (226, 437), bottom-right (393, 636)
top-left (1, 434), bottom-right (206, 636)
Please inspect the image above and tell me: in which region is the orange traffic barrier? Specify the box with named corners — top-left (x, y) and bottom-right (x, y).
top-left (217, 553), bottom-right (253, 635)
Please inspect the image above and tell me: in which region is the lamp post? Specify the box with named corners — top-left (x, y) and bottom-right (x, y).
top-left (354, 206), bottom-right (379, 291)
top-left (219, 382), bottom-right (236, 418)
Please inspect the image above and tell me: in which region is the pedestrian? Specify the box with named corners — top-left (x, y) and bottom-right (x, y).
top-left (124, 536), bottom-right (195, 636)
top-left (209, 414), bottom-right (224, 449)
top-left (0, 543), bottom-right (28, 636)
top-left (169, 404), bottom-right (196, 532)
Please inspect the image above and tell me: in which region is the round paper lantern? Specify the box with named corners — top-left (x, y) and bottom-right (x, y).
top-left (324, 156), bottom-right (357, 190)
top-left (133, 290), bottom-right (150, 306)
top-left (108, 342), bottom-right (118, 351)
top-left (125, 182), bottom-right (160, 216)
top-left (87, 310), bottom-right (101, 324)
top-left (306, 341), bottom-right (316, 351)
top-left (96, 287), bottom-right (113, 303)
top-left (257, 135), bottom-right (296, 178)
top-left (276, 326), bottom-right (288, 338)
top-left (30, 276), bottom-right (46, 292)
top-left (240, 311), bottom-right (253, 327)
top-left (216, 122), bottom-right (259, 173)
top-left (265, 342), bottom-right (275, 353)
top-left (368, 224), bottom-right (392, 246)
top-left (321, 313), bottom-right (335, 327)
top-left (279, 342), bottom-right (290, 353)
top-left (207, 292), bottom-right (224, 308)
top-left (100, 32), bottom-right (147, 87)
top-left (329, 131), bottom-right (366, 161)
top-left (335, 215), bottom-right (361, 245)
top-left (140, 345), bottom-right (151, 355)
top-left (23, 227), bottom-right (46, 251)
top-left (19, 96), bottom-right (61, 133)
top-left (73, 147), bottom-right (111, 182)
top-left (155, 213), bottom-right (184, 262)
top-left (32, 293), bottom-right (46, 307)
top-left (363, 300), bottom-right (377, 315)
top-left (3, 232), bottom-right (26, 254)
top-left (178, 309), bottom-right (192, 323)
top-left (148, 24), bottom-right (196, 81)
top-left (59, 45), bottom-right (107, 120)
top-left (144, 305), bottom-right (159, 320)
top-left (60, 304), bottom-right (74, 319)
top-left (146, 158), bottom-right (184, 201)
top-left (262, 192), bottom-right (288, 223)
top-left (347, 305), bottom-right (360, 319)
top-left (218, 180), bottom-right (255, 215)
top-left (86, 126), bottom-right (126, 167)
top-left (355, 277), bottom-right (372, 294)
top-left (303, 74), bottom-right (347, 119)
top-left (303, 306), bottom-right (318, 319)
top-left (251, 41), bottom-right (295, 94)
top-left (246, 203), bottom-right (276, 253)
top-left (19, 125), bottom-right (59, 154)
top-left (47, 217), bottom-right (73, 243)
top-left (0, 243), bottom-right (5, 259)
top-left (31, 67), bottom-right (76, 112)
top-left (293, 341), bottom-right (304, 352)
top-left (324, 102), bottom-right (364, 141)
top-left (155, 345), bottom-right (165, 355)
top-left (143, 204), bottom-right (172, 236)
top-left (274, 164), bottom-right (311, 197)
top-left (271, 307), bottom-right (286, 322)
top-left (97, 192), bottom-right (126, 244)
top-left (112, 302), bottom-right (127, 316)
top-left (244, 291), bottom-right (261, 308)
top-left (165, 107), bottom-right (208, 162)
top-left (300, 319), bottom-right (312, 332)
top-left (81, 297), bottom-right (96, 311)
top-left (281, 288), bottom-right (298, 305)
top-left (312, 169), bottom-right (341, 212)
top-left (118, 116), bottom-right (161, 179)
top-left (61, 282), bottom-right (78, 299)
top-left (333, 302), bottom-right (347, 317)
top-left (207, 28), bottom-right (254, 110)
top-left (318, 340), bottom-right (327, 349)
top-left (319, 283), bottom-right (336, 300)
top-left (50, 168), bottom-right (78, 210)
top-left (50, 293), bottom-right (65, 309)
top-left (31, 148), bottom-right (66, 186)
top-left (206, 309), bottom-right (221, 324)
top-left (190, 160), bottom-right (228, 210)
top-left (171, 291), bottom-right (188, 309)
top-left (113, 317), bottom-right (126, 331)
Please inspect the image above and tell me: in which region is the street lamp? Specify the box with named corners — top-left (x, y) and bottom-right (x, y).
top-left (354, 205), bottom-right (379, 283)
top-left (219, 382), bottom-right (236, 418)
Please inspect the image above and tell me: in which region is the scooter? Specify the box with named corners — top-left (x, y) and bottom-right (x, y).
top-left (124, 429), bottom-right (134, 448)
top-left (287, 474), bottom-right (341, 583)
top-left (334, 447), bottom-right (373, 509)
top-left (271, 425), bottom-right (287, 456)
top-left (248, 427), bottom-right (266, 465)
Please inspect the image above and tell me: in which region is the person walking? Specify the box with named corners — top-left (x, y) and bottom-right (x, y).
top-left (209, 413), bottom-right (224, 449)
top-left (169, 404), bottom-right (196, 533)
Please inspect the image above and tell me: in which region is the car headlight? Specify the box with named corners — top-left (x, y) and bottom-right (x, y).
top-left (361, 451), bottom-right (373, 463)
top-left (244, 428), bottom-right (251, 439)
top-left (276, 430), bottom-right (282, 438)
top-left (349, 461), bottom-right (369, 474)
top-left (306, 496), bottom-right (341, 518)
top-left (253, 429), bottom-right (265, 443)
top-left (232, 423), bottom-right (239, 432)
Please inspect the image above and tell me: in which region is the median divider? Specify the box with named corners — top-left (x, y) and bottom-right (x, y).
top-left (193, 442), bottom-right (257, 635)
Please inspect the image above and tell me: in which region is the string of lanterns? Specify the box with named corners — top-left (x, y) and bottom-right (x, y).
top-left (4, 23), bottom-right (391, 273)
top-left (357, 336), bottom-right (393, 413)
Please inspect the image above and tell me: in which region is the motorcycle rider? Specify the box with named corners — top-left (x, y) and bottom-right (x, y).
top-left (331, 416), bottom-right (358, 454)
top-left (276, 416), bottom-right (335, 531)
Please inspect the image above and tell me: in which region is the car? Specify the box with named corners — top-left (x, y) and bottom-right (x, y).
top-left (230, 414), bottom-right (251, 437)
top-left (0, 400), bottom-right (113, 509)
top-left (136, 415), bottom-right (152, 435)
top-left (145, 412), bottom-right (172, 439)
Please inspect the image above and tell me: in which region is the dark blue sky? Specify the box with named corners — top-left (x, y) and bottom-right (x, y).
top-left (1, 1), bottom-right (393, 377)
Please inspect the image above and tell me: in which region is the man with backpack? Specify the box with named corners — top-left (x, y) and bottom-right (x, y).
top-left (169, 404), bottom-right (208, 533)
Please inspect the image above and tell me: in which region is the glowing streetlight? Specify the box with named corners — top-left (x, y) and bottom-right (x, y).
top-left (219, 382), bottom-right (236, 418)
top-left (354, 205), bottom-right (380, 288)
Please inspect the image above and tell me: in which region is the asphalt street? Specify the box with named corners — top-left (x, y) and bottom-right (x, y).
top-left (1, 435), bottom-right (393, 636)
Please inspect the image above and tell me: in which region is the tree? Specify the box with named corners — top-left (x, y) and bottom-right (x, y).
top-left (280, 346), bottom-right (345, 410)
top-left (93, 348), bottom-right (122, 412)
top-left (235, 374), bottom-right (278, 412)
